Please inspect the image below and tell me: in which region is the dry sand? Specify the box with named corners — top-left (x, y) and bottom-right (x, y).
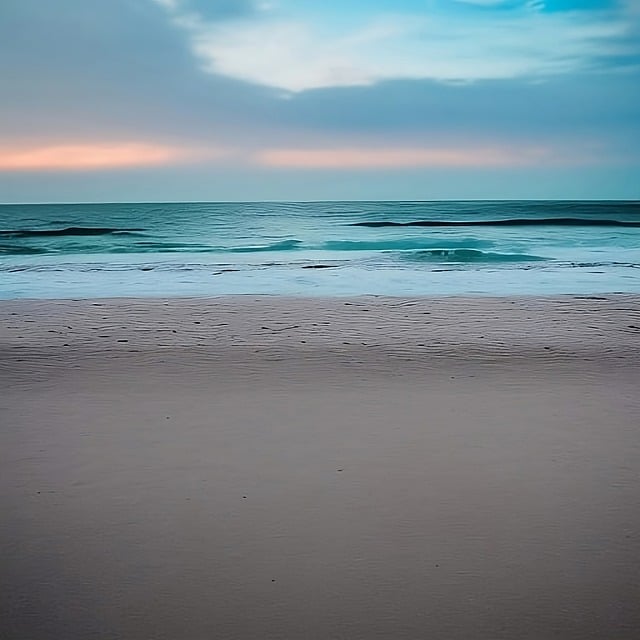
top-left (1, 295), bottom-right (640, 639)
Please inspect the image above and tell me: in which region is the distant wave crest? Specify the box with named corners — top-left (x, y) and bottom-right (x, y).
top-left (352, 218), bottom-right (640, 228)
top-left (0, 226), bottom-right (145, 238)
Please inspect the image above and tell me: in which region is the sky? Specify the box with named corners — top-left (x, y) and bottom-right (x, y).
top-left (0, 0), bottom-right (639, 202)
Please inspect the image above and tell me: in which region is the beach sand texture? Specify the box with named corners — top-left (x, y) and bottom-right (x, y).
top-left (2, 296), bottom-right (640, 639)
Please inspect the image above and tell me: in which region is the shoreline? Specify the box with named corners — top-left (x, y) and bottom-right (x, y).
top-left (2, 294), bottom-right (640, 639)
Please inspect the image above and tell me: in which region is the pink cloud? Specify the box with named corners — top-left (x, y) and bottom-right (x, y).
top-left (255, 146), bottom-right (552, 169)
top-left (0, 142), bottom-right (213, 171)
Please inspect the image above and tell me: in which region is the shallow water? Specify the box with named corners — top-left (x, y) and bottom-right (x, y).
top-left (1, 200), bottom-right (639, 298)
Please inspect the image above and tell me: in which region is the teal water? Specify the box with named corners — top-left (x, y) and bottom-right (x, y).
top-left (1, 201), bottom-right (639, 298)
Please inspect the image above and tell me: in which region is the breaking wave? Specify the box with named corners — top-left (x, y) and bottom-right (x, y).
top-left (402, 249), bottom-right (549, 263)
top-left (322, 238), bottom-right (491, 251)
top-left (227, 239), bottom-right (303, 252)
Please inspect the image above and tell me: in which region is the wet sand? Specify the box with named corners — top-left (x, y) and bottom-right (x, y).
top-left (2, 295), bottom-right (640, 639)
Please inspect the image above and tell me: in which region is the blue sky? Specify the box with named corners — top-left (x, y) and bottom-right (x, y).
top-left (0, 0), bottom-right (638, 201)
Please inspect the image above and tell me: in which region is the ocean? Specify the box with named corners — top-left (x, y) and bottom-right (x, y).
top-left (1, 200), bottom-right (639, 299)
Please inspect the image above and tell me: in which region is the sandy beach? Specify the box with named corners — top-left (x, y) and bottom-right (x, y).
top-left (2, 295), bottom-right (640, 639)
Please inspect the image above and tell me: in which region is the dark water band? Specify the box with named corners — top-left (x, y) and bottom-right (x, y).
top-left (352, 218), bottom-right (640, 228)
top-left (0, 227), bottom-right (145, 238)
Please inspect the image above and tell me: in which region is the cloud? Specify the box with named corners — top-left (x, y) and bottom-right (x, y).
top-left (0, 0), bottom-right (638, 201)
top-left (0, 0), bottom-right (280, 147)
top-left (453, 0), bottom-right (512, 6)
top-left (155, 0), bottom-right (639, 92)
top-left (254, 145), bottom-right (563, 169)
top-left (151, 0), bottom-right (258, 21)
top-left (152, 0), bottom-right (180, 9)
top-left (0, 142), bottom-right (219, 172)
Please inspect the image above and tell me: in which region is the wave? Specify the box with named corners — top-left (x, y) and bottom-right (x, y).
top-left (125, 239), bottom-right (302, 253)
top-left (0, 237), bottom-right (304, 255)
top-left (0, 226), bottom-right (145, 238)
top-left (131, 241), bottom-right (223, 253)
top-left (0, 237), bottom-right (497, 256)
top-left (228, 239), bottom-right (303, 252)
top-left (4, 259), bottom-right (639, 276)
top-left (322, 237), bottom-right (491, 251)
top-left (352, 218), bottom-right (640, 228)
top-left (402, 249), bottom-right (549, 263)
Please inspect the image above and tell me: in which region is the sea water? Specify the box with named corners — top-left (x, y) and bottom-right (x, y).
top-left (1, 201), bottom-right (639, 299)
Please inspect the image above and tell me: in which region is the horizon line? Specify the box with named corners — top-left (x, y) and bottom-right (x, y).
top-left (1, 198), bottom-right (639, 206)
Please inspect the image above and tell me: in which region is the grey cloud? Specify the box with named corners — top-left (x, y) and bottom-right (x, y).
top-left (0, 0), bottom-right (275, 142)
top-left (266, 73), bottom-right (640, 145)
top-left (0, 0), bottom-right (638, 161)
